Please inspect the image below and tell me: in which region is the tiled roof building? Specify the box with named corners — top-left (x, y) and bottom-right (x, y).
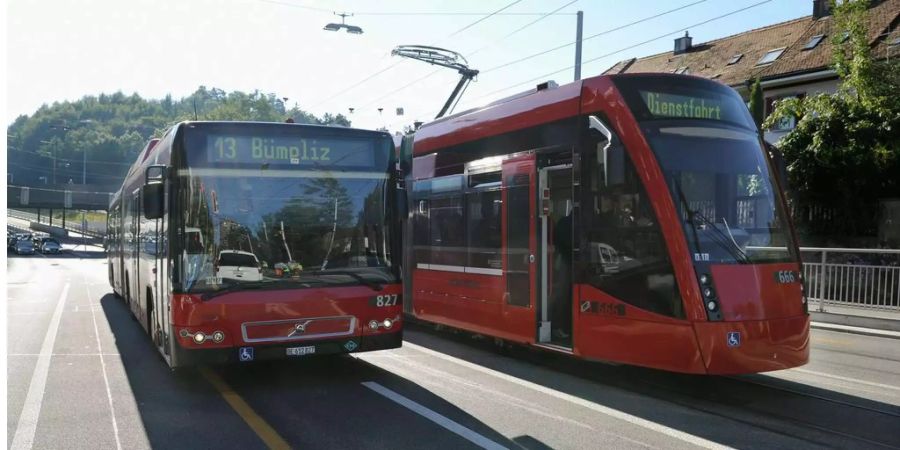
top-left (604, 0), bottom-right (899, 89)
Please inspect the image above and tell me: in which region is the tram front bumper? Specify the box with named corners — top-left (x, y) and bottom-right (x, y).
top-left (693, 315), bottom-right (810, 374)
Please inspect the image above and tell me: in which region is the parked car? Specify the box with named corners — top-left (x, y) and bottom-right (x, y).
top-left (14, 239), bottom-right (35, 255)
top-left (38, 238), bottom-right (62, 254)
top-left (216, 250), bottom-right (263, 281)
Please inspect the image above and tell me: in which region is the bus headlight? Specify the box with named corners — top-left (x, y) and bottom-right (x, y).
top-left (369, 320), bottom-right (380, 330)
top-left (703, 287), bottom-right (716, 299)
top-left (382, 319), bottom-right (393, 329)
top-left (699, 274), bottom-right (711, 285)
top-left (707, 301), bottom-right (717, 311)
top-left (212, 331), bottom-right (225, 343)
top-left (193, 332), bottom-right (207, 344)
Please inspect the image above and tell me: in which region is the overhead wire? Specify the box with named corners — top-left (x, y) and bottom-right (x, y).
top-left (449, 0), bottom-right (775, 113)
top-left (355, 0), bottom-right (580, 112)
top-left (7, 147), bottom-right (135, 166)
top-left (481, 0), bottom-right (707, 74)
top-left (367, 0), bottom-right (706, 121)
top-left (308, 0), bottom-right (524, 110)
top-left (256, 0), bottom-right (574, 16)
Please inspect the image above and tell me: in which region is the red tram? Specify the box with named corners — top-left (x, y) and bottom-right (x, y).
top-left (399, 74), bottom-right (809, 374)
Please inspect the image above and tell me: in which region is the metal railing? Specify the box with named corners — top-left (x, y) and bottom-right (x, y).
top-left (800, 247), bottom-right (900, 312)
top-left (8, 209), bottom-right (106, 239)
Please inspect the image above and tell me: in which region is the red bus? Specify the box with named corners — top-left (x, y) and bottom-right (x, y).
top-left (108, 121), bottom-right (402, 367)
top-left (400, 74), bottom-right (809, 374)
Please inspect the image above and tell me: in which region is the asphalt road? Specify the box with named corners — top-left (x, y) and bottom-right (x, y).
top-left (6, 233), bottom-right (900, 449)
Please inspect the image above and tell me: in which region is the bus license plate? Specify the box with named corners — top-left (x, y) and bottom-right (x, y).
top-left (286, 346), bottom-right (316, 357)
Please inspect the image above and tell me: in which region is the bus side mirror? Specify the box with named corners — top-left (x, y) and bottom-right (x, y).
top-left (143, 183), bottom-right (164, 219)
top-left (588, 116), bottom-right (620, 187)
top-left (143, 165), bottom-right (166, 219)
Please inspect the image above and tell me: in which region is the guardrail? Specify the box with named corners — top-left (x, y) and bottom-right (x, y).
top-left (8, 209), bottom-right (106, 239)
top-left (800, 247), bottom-right (900, 312)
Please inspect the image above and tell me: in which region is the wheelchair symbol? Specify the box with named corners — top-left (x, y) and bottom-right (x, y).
top-left (726, 332), bottom-right (741, 347)
top-left (239, 347), bottom-right (254, 362)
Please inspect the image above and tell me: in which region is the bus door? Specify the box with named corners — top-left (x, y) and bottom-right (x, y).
top-left (500, 154), bottom-right (538, 342)
top-left (538, 162), bottom-right (574, 347)
top-left (150, 189), bottom-right (168, 351)
top-left (130, 190), bottom-right (141, 318)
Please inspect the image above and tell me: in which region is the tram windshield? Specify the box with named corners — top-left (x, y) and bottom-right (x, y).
top-left (615, 76), bottom-right (797, 264)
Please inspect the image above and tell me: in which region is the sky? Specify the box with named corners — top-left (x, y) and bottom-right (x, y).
top-left (6, 0), bottom-right (812, 132)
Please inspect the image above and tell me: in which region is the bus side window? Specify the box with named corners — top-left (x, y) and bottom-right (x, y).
top-left (586, 125), bottom-right (684, 319)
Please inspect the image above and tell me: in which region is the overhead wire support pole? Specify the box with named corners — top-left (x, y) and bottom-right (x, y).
top-left (574, 11), bottom-right (583, 81)
top-left (391, 45), bottom-right (479, 119)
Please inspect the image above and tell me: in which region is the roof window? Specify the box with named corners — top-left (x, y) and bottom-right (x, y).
top-left (756, 47), bottom-right (786, 65)
top-left (727, 53), bottom-right (743, 65)
top-left (803, 34), bottom-right (825, 50)
top-left (674, 66), bottom-right (689, 74)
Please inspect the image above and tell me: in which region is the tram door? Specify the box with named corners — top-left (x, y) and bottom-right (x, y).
top-left (501, 154), bottom-right (538, 341)
top-left (538, 163), bottom-right (574, 347)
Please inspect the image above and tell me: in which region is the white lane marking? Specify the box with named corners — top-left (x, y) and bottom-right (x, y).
top-left (9, 353), bottom-right (121, 357)
top-left (372, 353), bottom-right (596, 431)
top-left (362, 381), bottom-right (508, 450)
top-left (85, 277), bottom-right (123, 450)
top-left (791, 368), bottom-right (900, 392)
top-left (403, 342), bottom-right (731, 450)
top-left (10, 283), bottom-right (70, 450)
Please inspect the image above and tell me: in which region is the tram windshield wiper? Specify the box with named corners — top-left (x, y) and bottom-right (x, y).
top-left (673, 178), bottom-right (751, 264)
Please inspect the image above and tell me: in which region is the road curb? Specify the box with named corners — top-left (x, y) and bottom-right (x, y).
top-left (811, 321), bottom-right (900, 340)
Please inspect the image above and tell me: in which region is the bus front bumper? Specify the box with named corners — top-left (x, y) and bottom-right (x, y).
top-left (172, 329), bottom-right (402, 366)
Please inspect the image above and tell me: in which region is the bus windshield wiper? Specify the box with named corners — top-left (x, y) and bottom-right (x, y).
top-left (200, 280), bottom-right (281, 300)
top-left (306, 270), bottom-right (384, 291)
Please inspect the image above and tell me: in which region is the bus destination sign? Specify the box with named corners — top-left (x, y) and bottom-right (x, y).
top-left (206, 134), bottom-right (375, 167)
top-left (641, 91), bottom-right (724, 120)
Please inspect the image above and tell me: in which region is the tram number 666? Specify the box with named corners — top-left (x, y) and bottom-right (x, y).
top-left (775, 270), bottom-right (798, 284)
top-left (371, 294), bottom-right (399, 307)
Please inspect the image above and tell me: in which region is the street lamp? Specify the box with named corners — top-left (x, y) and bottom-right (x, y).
top-left (324, 12), bottom-right (363, 34)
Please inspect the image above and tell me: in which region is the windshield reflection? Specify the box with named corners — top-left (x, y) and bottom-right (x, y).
top-left (645, 124), bottom-right (796, 264)
top-left (179, 169), bottom-right (394, 292)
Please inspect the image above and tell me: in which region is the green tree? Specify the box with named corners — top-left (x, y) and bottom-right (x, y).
top-left (7, 87), bottom-right (352, 188)
top-left (764, 0), bottom-right (899, 241)
top-left (748, 77), bottom-right (764, 134)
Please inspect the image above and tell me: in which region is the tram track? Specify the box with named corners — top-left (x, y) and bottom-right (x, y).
top-left (628, 372), bottom-right (900, 449)
top-left (406, 322), bottom-right (900, 449)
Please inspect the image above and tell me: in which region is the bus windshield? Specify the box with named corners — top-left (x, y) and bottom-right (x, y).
top-left (614, 75), bottom-right (796, 264)
top-left (177, 124), bottom-right (397, 293)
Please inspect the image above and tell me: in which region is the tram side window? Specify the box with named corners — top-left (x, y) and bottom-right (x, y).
top-left (412, 197), bottom-right (430, 265)
top-left (586, 133), bottom-right (684, 318)
top-left (429, 196), bottom-right (466, 266)
top-left (466, 189), bottom-right (502, 269)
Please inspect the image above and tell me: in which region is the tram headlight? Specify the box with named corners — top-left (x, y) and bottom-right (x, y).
top-left (699, 274), bottom-right (711, 286)
top-left (193, 332), bottom-right (207, 344)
